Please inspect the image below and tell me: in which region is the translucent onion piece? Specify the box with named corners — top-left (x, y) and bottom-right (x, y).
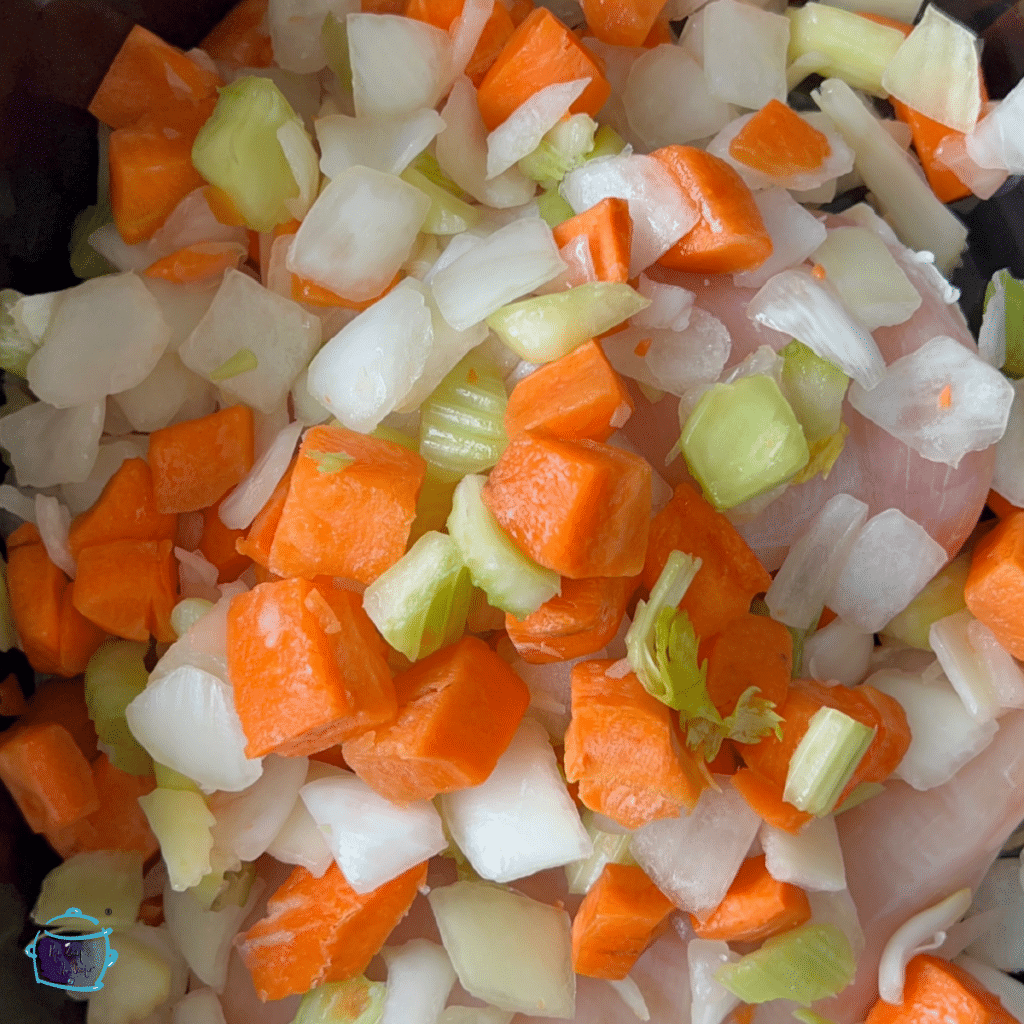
top-left (175, 547), bottom-right (219, 602)
top-left (0, 399), bottom-right (104, 489)
top-left (688, 939), bottom-right (741, 1024)
top-left (561, 154), bottom-right (699, 277)
top-left (0, 483), bottom-right (36, 523)
top-left (34, 494), bottom-right (75, 578)
top-left (316, 109), bottom-right (446, 178)
top-left (143, 278), bottom-right (219, 353)
top-left (380, 940), bottom-right (457, 1024)
top-left (746, 269), bottom-right (886, 390)
top-left (89, 223), bottom-right (154, 272)
top-left (881, 5), bottom-right (981, 134)
top-left (172, 988), bottom-right (228, 1024)
top-left (287, 165), bottom-right (431, 301)
top-left (930, 610), bottom-right (1002, 723)
top-left (149, 189), bottom-right (249, 261)
top-left (264, 761), bottom-right (339, 878)
top-left (60, 437), bottom-right (148, 515)
top-left (112, 352), bottom-right (217, 434)
top-left (762, 816), bottom-right (847, 892)
top-left (966, 77), bottom-right (1024, 173)
top-left (277, 118), bottom-right (320, 220)
top-left (632, 276), bottom-right (694, 332)
top-left (607, 977), bottom-right (650, 1022)
top-left (703, 0), bottom-right (790, 110)
top-left (979, 270), bottom-right (1008, 370)
top-left (955, 955), bottom-right (1024, 1023)
top-left (966, 618), bottom-right (1024, 712)
top-left (934, 132), bottom-right (1008, 201)
top-left (267, 0), bottom-right (359, 73)
top-left (803, 616), bottom-right (875, 687)
top-left (847, 335), bottom-right (1014, 468)
top-left (992, 379), bottom-right (1024, 507)
top-left (219, 421), bottom-right (302, 531)
top-left (448, 0), bottom-right (493, 80)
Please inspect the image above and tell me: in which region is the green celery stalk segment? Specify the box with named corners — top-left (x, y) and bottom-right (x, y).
top-left (84, 639), bottom-right (154, 776)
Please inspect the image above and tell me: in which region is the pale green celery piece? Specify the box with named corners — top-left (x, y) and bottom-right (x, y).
top-left (486, 283), bottom-right (649, 363)
top-left (793, 1009), bottom-right (841, 1024)
top-left (293, 976), bottom-right (387, 1024)
top-left (587, 123), bottom-right (627, 160)
top-left (447, 473), bottom-right (561, 620)
top-left (783, 707), bottom-right (876, 816)
top-left (68, 201), bottom-right (116, 281)
top-left (306, 449), bottom-right (355, 474)
top-left (192, 76), bottom-right (304, 232)
top-left (790, 422), bottom-right (848, 486)
top-left (0, 554), bottom-right (16, 652)
top-left (409, 466), bottom-right (459, 546)
top-left (882, 549), bottom-right (971, 650)
top-left (680, 374), bottom-right (810, 511)
top-left (786, 3), bottom-right (906, 96)
top-left (153, 762), bottom-right (201, 793)
top-left (536, 187), bottom-right (575, 228)
top-left (322, 13), bottom-right (354, 95)
top-left (401, 166), bottom-right (482, 235)
top-left (209, 346), bottom-right (259, 382)
top-left (986, 270), bottom-right (1024, 379)
top-left (83, 931), bottom-right (171, 1024)
top-left (410, 150), bottom-right (474, 202)
top-left (715, 923), bottom-right (856, 1006)
top-left (517, 113), bottom-right (596, 187)
top-left (85, 640), bottom-right (153, 776)
top-left (564, 810), bottom-right (636, 895)
top-left (419, 351), bottom-right (509, 481)
top-left (833, 780), bottom-right (885, 815)
top-left (0, 289), bottom-right (39, 377)
top-left (189, 862), bottom-right (256, 913)
top-left (371, 424), bottom-right (420, 453)
top-left (138, 788), bottom-right (216, 892)
top-left (362, 530), bottom-right (473, 661)
top-left (780, 340), bottom-right (849, 446)
top-left (170, 597), bottom-right (215, 639)
top-left (33, 851), bottom-right (144, 931)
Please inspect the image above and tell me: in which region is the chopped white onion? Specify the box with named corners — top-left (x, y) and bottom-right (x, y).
top-left (607, 977), bottom-right (650, 1022)
top-left (60, 437), bottom-right (148, 516)
top-left (267, 0), bottom-right (358, 73)
top-left (992, 380), bottom-right (1024, 508)
top-left (277, 118), bottom-right (320, 221)
top-left (979, 271), bottom-right (1008, 370)
top-left (149, 188), bottom-right (249, 260)
top-left (934, 131), bottom-right (1008, 200)
top-left (746, 269), bottom-right (886, 390)
top-left (172, 987), bottom-right (228, 1024)
top-left (264, 761), bottom-right (340, 877)
top-left (0, 484), bottom-right (36, 523)
top-left (88, 223), bottom-right (154, 272)
top-left (0, 399), bottom-right (104, 489)
top-left (34, 494), bottom-right (75, 579)
top-left (112, 352), bottom-right (217, 434)
top-left (448, 0), bottom-right (493, 80)
top-left (762, 816), bottom-right (847, 892)
top-left (632, 276), bottom-right (694, 332)
top-left (966, 78), bottom-right (1024, 173)
top-left (803, 616), bottom-right (875, 686)
top-left (847, 335), bottom-right (1015, 468)
top-left (967, 618), bottom-right (1024, 712)
top-left (930, 610), bottom-right (1002, 723)
top-left (687, 939), bottom-right (740, 1024)
top-left (175, 547), bottom-right (221, 602)
top-left (316, 109), bottom-right (446, 178)
top-left (955, 955), bottom-right (1024, 1023)
top-left (964, 859), bottom-right (1024, 973)
top-left (380, 940), bottom-right (457, 1024)
top-left (733, 189), bottom-right (828, 290)
top-left (143, 279), bottom-right (219, 353)
top-left (219, 421), bottom-right (303, 531)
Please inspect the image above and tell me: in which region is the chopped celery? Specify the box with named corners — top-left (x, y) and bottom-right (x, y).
top-left (190, 862), bottom-right (256, 913)
top-left (587, 124), bottom-right (627, 161)
top-left (363, 530), bottom-right (473, 661)
top-left (322, 13), bottom-right (353, 94)
top-left (680, 374), bottom-right (810, 511)
top-left (536, 187), bottom-right (575, 228)
top-left (564, 810), bottom-right (636, 894)
top-left (986, 270), bottom-right (1024, 379)
top-left (0, 289), bottom-right (40, 378)
top-left (138, 788), bottom-right (216, 892)
top-left (84, 931), bottom-right (171, 1024)
top-left (486, 283), bottom-right (649, 363)
top-left (32, 851), bottom-right (144, 932)
top-left (153, 762), bottom-right (201, 793)
top-left (293, 976), bottom-right (387, 1024)
top-left (410, 150), bottom-right (473, 202)
top-left (208, 346), bottom-right (259, 382)
top-left (518, 114), bottom-right (597, 188)
top-left (714, 923), bottom-right (856, 1006)
top-left (306, 449), bottom-right (355, 474)
top-left (783, 707), bottom-right (875, 816)
top-left (790, 422), bottom-right (848, 485)
top-left (0, 554), bottom-right (16, 652)
top-left (419, 351), bottom-right (508, 482)
top-left (409, 466), bottom-right (459, 545)
top-left (786, 3), bottom-right (905, 96)
top-left (793, 1010), bottom-right (840, 1024)
top-left (68, 201), bottom-right (115, 281)
top-left (401, 166), bottom-right (481, 235)
top-left (371, 424), bottom-right (420, 453)
top-left (192, 76), bottom-right (306, 232)
top-left (779, 340), bottom-right (849, 447)
top-left (833, 780), bottom-right (885, 814)
top-left (447, 474), bottom-right (561, 620)
top-left (170, 597), bottom-right (214, 638)
top-left (85, 640), bottom-right (153, 776)
top-left (881, 549), bottom-right (970, 650)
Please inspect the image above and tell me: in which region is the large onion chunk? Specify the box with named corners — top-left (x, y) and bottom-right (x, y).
top-left (0, 398), bottom-right (104, 488)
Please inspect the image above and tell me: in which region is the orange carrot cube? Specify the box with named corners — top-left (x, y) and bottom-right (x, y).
top-left (579, 0), bottom-right (669, 47)
top-left (236, 460), bottom-right (295, 569)
top-left (965, 512), bottom-right (1024, 660)
top-left (199, 498), bottom-right (251, 583)
top-left (726, 100), bottom-right (833, 179)
top-left (704, 613), bottom-right (792, 717)
top-left (200, 0), bottom-right (275, 68)
top-left (552, 198), bottom-right (632, 284)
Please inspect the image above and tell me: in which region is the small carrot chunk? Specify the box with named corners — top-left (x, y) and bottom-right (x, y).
top-left (571, 862), bottom-right (675, 979)
top-left (405, 0), bottom-right (515, 84)
top-left (987, 490), bottom-right (1023, 520)
top-left (476, 7), bottom-right (611, 131)
top-left (643, 482), bottom-right (773, 642)
top-left (68, 458), bottom-right (177, 559)
top-left (731, 768), bottom-right (813, 835)
top-left (579, 0), bottom-right (669, 47)
top-left (269, 425), bottom-right (426, 584)
top-left (552, 197), bottom-right (633, 284)
top-left (653, 146), bottom-right (772, 274)
top-left (0, 674), bottom-right (26, 717)
top-left (227, 578), bottom-right (396, 759)
top-left (239, 861), bottom-right (428, 1000)
top-left (704, 612), bottom-right (792, 717)
top-left (0, 722), bottom-right (100, 833)
top-left (144, 241), bottom-right (247, 283)
top-left (18, 678), bottom-right (99, 762)
top-left (482, 432), bottom-right (651, 579)
top-left (72, 540), bottom-right (178, 644)
top-left (506, 575), bottom-right (638, 663)
top-left (148, 405), bottom-right (255, 515)
top-left (690, 854), bottom-right (812, 943)
top-left (563, 659), bottom-right (710, 829)
top-left (201, 0), bottom-right (275, 68)
top-left (199, 499), bottom-right (251, 583)
top-left (236, 460), bottom-right (295, 569)
top-left (733, 687), bottom-right (824, 790)
top-left (728, 99), bottom-right (832, 179)
top-left (342, 636), bottom-right (530, 804)
top-left (291, 270), bottom-right (403, 310)
top-left (504, 340), bottom-right (634, 442)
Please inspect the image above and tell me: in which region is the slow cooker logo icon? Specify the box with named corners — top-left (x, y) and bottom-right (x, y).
top-left (23, 907), bottom-right (119, 992)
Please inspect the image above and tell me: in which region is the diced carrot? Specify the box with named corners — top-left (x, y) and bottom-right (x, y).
top-left (72, 540), bottom-right (178, 644)
top-left (504, 340), bottom-right (634, 443)
top-left (0, 674), bottom-right (26, 717)
top-left (227, 578), bottom-right (396, 758)
top-left (856, 12), bottom-right (912, 33)
top-left (56, 586), bottom-right (110, 679)
top-left (727, 99), bottom-right (833, 179)
top-left (563, 659), bottom-right (711, 829)
top-left (890, 96), bottom-right (973, 204)
top-left (652, 146), bottom-right (772, 274)
top-left (476, 7), bottom-right (612, 131)
top-left (313, 582), bottom-right (392, 665)
top-left (144, 241), bottom-right (247, 283)
top-left (817, 605), bottom-right (839, 629)
top-left (246, 229), bottom-right (261, 265)
top-left (987, 490), bottom-right (1023, 519)
top-left (507, 0), bottom-right (534, 23)
top-left (641, 17), bottom-right (674, 47)
top-left (731, 768), bottom-right (813, 834)
top-left (236, 460), bottom-right (295, 568)
top-left (199, 499), bottom-right (251, 583)
top-left (552, 197), bottom-right (632, 284)
top-left (342, 636), bottom-right (530, 803)
top-left (864, 953), bottom-right (1017, 1024)
top-left (45, 752), bottom-right (159, 860)
top-left (706, 738), bottom-right (740, 776)
top-left (643, 482), bottom-right (773, 642)
top-left (405, 0), bottom-right (516, 84)
top-left (578, 0), bottom-right (667, 47)
top-left (240, 860), bottom-right (427, 1000)
top-left (18, 678), bottom-right (99, 763)
top-left (204, 185), bottom-right (248, 227)
top-left (291, 270), bottom-right (403, 310)
top-left (571, 862), bottom-right (675, 979)
top-left (731, 1008), bottom-right (756, 1024)
top-left (201, 0), bottom-right (275, 67)
top-left (0, 722), bottom-right (100, 833)
top-left (88, 24), bottom-right (222, 130)
top-left (482, 432), bottom-right (651, 579)
top-left (268, 425), bottom-right (426, 585)
top-left (733, 686), bottom-right (824, 789)
top-left (273, 218), bottom-right (303, 238)
top-left (505, 575), bottom-right (638, 663)
top-left (690, 854), bottom-right (811, 942)
top-left (148, 405), bottom-right (256, 515)
top-left (704, 612), bottom-right (792, 717)
top-left (68, 458), bottom-right (177, 559)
